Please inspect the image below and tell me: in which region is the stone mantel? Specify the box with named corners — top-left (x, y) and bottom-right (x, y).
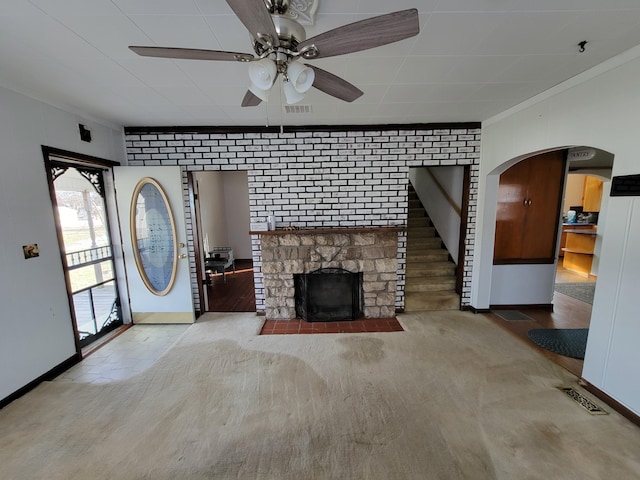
top-left (257, 229), bottom-right (400, 320)
top-left (250, 226), bottom-right (405, 236)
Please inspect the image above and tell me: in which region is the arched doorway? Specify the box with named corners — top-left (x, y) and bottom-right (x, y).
top-left (487, 146), bottom-right (614, 376)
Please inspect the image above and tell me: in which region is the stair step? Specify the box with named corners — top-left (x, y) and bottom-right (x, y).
top-left (407, 226), bottom-right (436, 238)
top-left (404, 276), bottom-right (457, 292)
top-left (406, 261), bottom-right (455, 276)
top-left (406, 250), bottom-right (450, 262)
top-left (408, 217), bottom-right (432, 227)
top-left (405, 187), bottom-right (459, 310)
top-left (406, 237), bottom-right (443, 249)
top-left (404, 291), bottom-right (460, 311)
top-left (408, 207), bottom-right (427, 217)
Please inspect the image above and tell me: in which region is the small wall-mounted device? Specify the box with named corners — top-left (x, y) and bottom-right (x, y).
top-left (611, 174), bottom-right (640, 197)
top-left (79, 124), bottom-right (92, 142)
top-left (23, 244), bottom-right (39, 259)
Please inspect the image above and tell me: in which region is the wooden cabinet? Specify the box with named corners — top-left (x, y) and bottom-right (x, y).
top-left (494, 151), bottom-right (566, 264)
top-left (583, 176), bottom-right (603, 212)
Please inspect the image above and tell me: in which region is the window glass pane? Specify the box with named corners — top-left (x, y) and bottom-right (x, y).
top-left (55, 169), bottom-right (110, 252)
top-left (68, 261), bottom-right (114, 292)
top-left (93, 281), bottom-right (118, 329)
top-left (72, 281), bottom-right (117, 340)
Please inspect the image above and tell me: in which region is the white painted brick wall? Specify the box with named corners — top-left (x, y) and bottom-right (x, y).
top-left (125, 125), bottom-right (480, 315)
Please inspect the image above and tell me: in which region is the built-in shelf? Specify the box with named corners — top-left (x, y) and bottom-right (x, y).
top-left (562, 228), bottom-right (597, 276)
top-left (249, 226), bottom-right (405, 235)
top-left (561, 248), bottom-right (595, 255)
top-left (559, 224), bottom-right (596, 258)
top-left (563, 229), bottom-right (597, 235)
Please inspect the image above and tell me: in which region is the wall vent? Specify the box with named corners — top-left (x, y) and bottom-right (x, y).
top-left (284, 105), bottom-right (312, 114)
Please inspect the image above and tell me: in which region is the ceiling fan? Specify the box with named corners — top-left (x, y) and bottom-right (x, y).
top-left (129, 0), bottom-right (419, 107)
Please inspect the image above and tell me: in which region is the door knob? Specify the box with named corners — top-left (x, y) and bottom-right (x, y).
top-left (179, 253), bottom-right (187, 259)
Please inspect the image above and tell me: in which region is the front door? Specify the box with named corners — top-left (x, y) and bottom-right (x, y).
top-left (113, 166), bottom-right (194, 323)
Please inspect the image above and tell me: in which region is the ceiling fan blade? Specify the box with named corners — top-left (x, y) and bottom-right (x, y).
top-left (241, 90), bottom-right (263, 107)
top-left (298, 9), bottom-right (419, 59)
top-left (226, 0), bottom-right (279, 47)
top-left (129, 46), bottom-right (253, 62)
top-left (307, 65), bottom-right (363, 103)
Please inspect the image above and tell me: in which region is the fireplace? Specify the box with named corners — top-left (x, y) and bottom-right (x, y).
top-left (256, 228), bottom-right (400, 320)
top-left (294, 268), bottom-right (364, 322)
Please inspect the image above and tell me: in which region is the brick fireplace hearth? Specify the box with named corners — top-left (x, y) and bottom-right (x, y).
top-left (257, 228), bottom-right (401, 320)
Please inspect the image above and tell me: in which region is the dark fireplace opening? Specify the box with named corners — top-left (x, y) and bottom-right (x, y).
top-left (294, 268), bottom-right (364, 322)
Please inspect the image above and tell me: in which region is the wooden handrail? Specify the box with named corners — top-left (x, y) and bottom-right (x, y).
top-left (426, 169), bottom-right (462, 216)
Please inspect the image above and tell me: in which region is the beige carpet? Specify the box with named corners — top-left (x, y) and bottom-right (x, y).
top-left (1, 311), bottom-right (640, 479)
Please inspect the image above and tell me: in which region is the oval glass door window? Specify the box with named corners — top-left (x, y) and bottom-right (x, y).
top-left (130, 177), bottom-right (178, 295)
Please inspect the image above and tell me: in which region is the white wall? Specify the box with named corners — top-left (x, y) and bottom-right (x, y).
top-left (490, 265), bottom-right (556, 305)
top-left (474, 46), bottom-right (640, 414)
top-left (563, 174), bottom-right (586, 213)
top-left (195, 171), bottom-right (251, 259)
top-left (409, 166), bottom-right (463, 262)
top-left (591, 181), bottom-right (610, 276)
top-left (196, 172), bottom-right (227, 251)
top-left (0, 86), bottom-right (125, 401)
top-left (223, 171), bottom-right (251, 259)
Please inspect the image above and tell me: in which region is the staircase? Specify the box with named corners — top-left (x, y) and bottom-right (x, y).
top-left (404, 188), bottom-right (460, 311)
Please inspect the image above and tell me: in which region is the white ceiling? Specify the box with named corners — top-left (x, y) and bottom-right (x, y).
top-left (2, 0), bottom-right (640, 128)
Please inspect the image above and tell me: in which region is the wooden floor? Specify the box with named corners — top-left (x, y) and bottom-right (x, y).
top-left (206, 259), bottom-right (256, 312)
top-left (487, 265), bottom-right (594, 377)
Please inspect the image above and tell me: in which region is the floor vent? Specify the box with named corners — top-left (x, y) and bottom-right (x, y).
top-left (284, 104), bottom-right (312, 114)
top-left (558, 386), bottom-right (608, 415)
top-left (491, 310), bottom-right (533, 321)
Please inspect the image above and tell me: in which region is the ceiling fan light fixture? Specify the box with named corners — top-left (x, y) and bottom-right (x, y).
top-left (283, 79), bottom-right (305, 104)
top-left (129, 6), bottom-right (420, 107)
top-left (248, 58), bottom-right (277, 90)
top-left (286, 61), bottom-right (315, 93)
top-left (249, 83), bottom-right (270, 102)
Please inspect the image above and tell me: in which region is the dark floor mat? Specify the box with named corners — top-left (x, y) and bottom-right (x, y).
top-left (527, 328), bottom-right (588, 359)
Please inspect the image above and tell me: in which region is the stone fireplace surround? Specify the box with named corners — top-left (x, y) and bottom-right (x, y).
top-left (257, 227), bottom-right (401, 320)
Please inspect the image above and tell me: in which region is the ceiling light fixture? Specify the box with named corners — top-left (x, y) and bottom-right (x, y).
top-left (248, 58), bottom-right (277, 90)
top-left (248, 59), bottom-right (315, 105)
top-left (282, 78), bottom-right (305, 104)
top-left (247, 49), bottom-right (315, 104)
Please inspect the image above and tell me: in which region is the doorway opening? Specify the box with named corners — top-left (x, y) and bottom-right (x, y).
top-left (405, 165), bottom-right (470, 311)
top-left (191, 170), bottom-right (255, 312)
top-left (488, 146), bottom-right (613, 377)
top-left (44, 148), bottom-right (123, 350)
